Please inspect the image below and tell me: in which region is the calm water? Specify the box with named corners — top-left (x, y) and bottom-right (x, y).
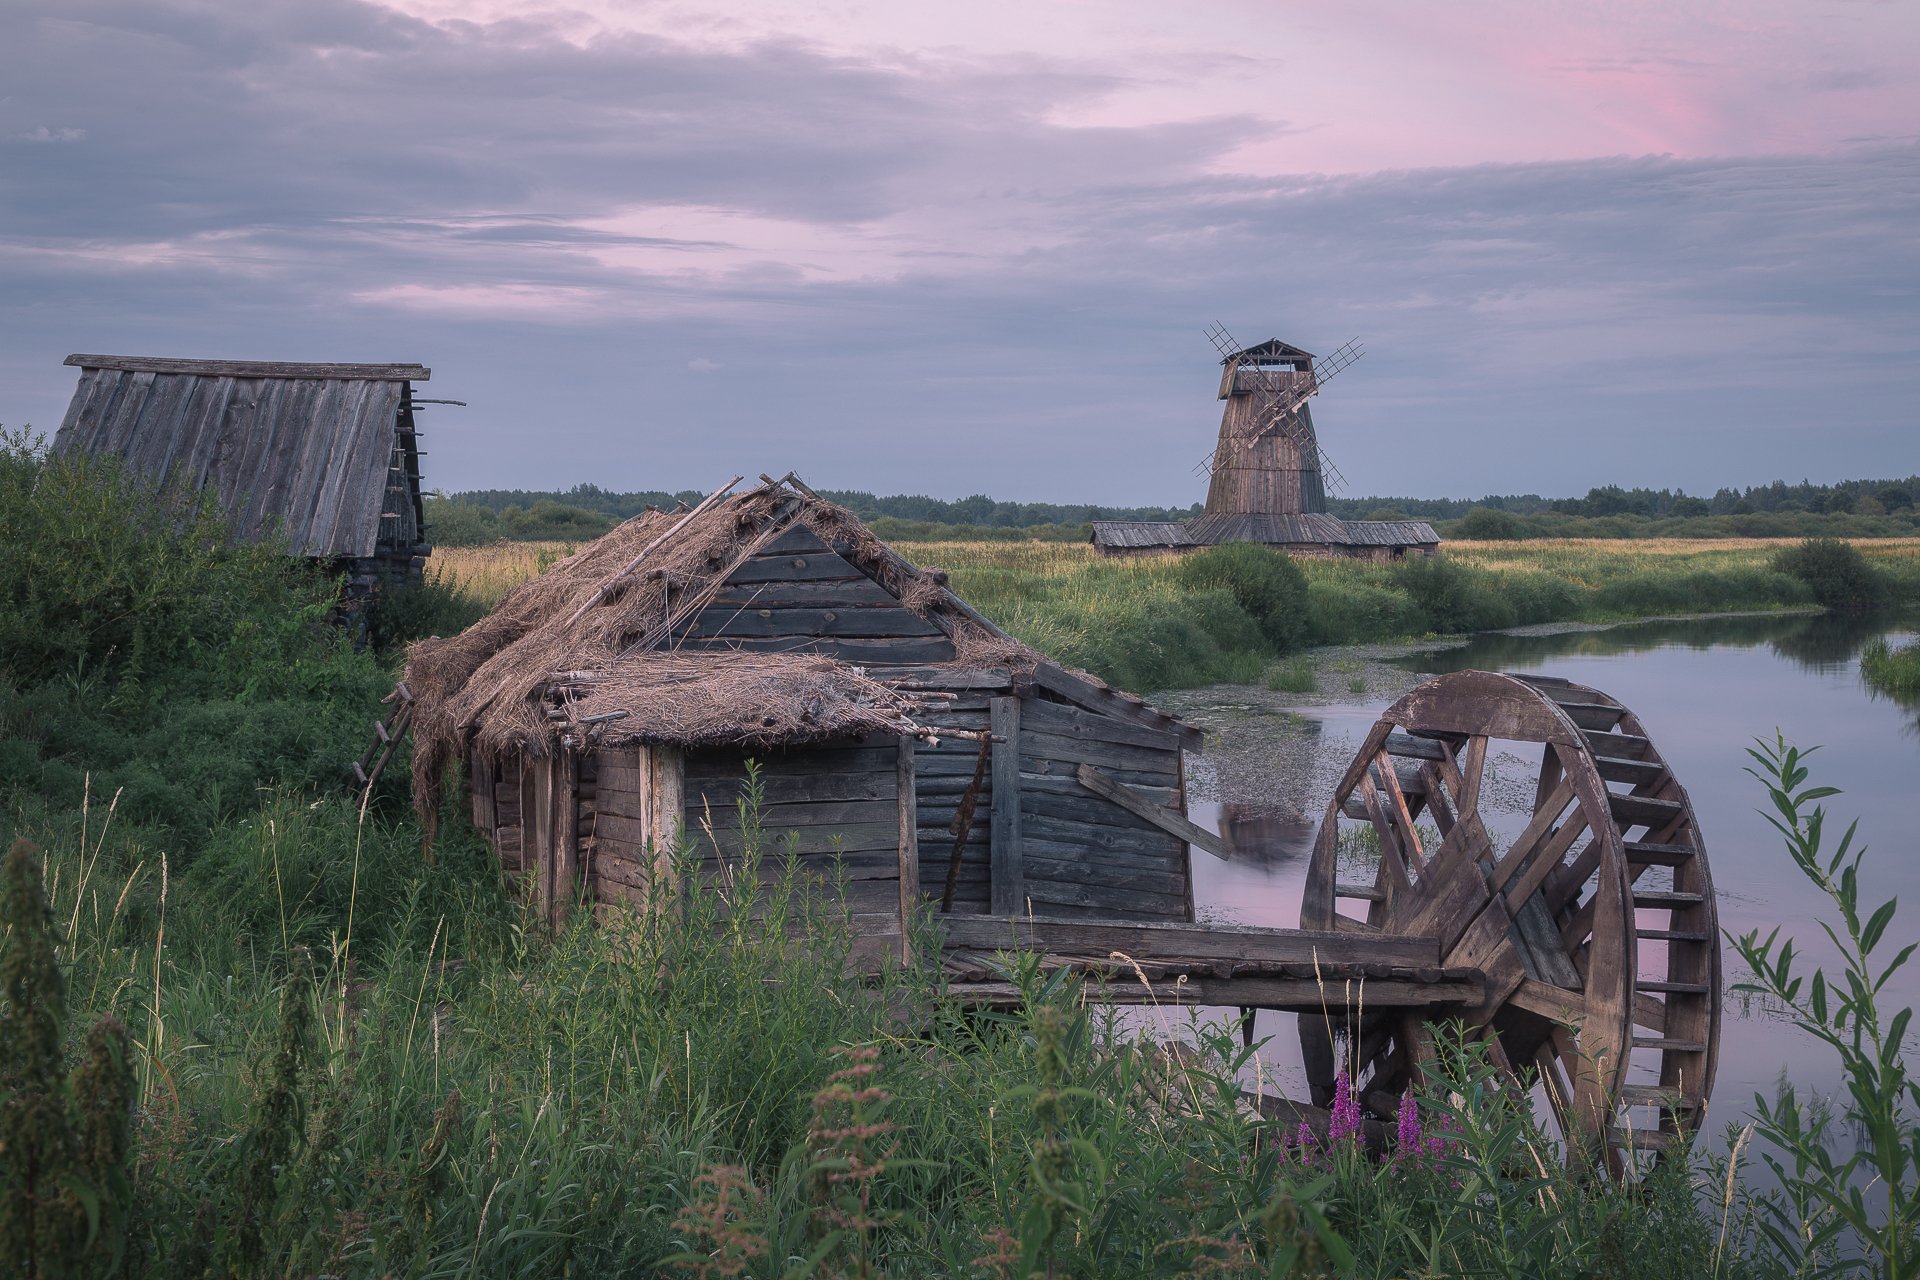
top-left (1183, 611), bottom-right (1920, 1139)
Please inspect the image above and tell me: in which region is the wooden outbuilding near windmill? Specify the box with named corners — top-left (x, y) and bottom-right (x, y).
top-left (403, 475), bottom-right (1211, 955)
top-left (1092, 337), bottom-right (1439, 560)
top-left (50, 355), bottom-right (437, 600)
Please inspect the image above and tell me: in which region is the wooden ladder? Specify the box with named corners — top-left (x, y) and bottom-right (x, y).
top-left (351, 682), bottom-right (414, 793)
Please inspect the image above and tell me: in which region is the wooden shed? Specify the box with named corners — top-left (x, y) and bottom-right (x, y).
top-left (50, 354), bottom-right (436, 601)
top-left (404, 476), bottom-right (1207, 955)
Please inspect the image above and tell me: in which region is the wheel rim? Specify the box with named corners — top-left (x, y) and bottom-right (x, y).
top-left (1298, 670), bottom-right (1721, 1170)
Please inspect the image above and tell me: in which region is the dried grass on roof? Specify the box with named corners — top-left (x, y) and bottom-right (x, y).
top-left (401, 481), bottom-right (1044, 827)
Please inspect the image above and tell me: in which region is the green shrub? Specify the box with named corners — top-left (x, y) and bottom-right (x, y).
top-left (1304, 578), bottom-right (1425, 645)
top-left (1771, 538), bottom-right (1888, 612)
top-left (1393, 555), bottom-right (1516, 635)
top-left (1176, 542), bottom-right (1311, 651)
top-left (0, 428), bottom-right (334, 691)
top-left (1450, 506), bottom-right (1527, 540)
top-left (420, 495), bottom-right (504, 546)
top-left (370, 567), bottom-right (491, 652)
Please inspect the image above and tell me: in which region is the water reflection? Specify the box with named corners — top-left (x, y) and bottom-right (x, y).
top-left (1214, 803), bottom-right (1315, 871)
top-left (1182, 608), bottom-right (1920, 1152)
top-left (1390, 610), bottom-right (1907, 676)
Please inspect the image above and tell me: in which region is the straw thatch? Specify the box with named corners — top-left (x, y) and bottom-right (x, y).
top-left (403, 478), bottom-right (1045, 824)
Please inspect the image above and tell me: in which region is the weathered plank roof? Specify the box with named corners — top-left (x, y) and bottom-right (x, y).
top-left (1091, 513), bottom-right (1439, 551)
top-left (1087, 520), bottom-right (1194, 549)
top-left (52, 355), bottom-right (428, 559)
top-left (1340, 519), bottom-right (1441, 546)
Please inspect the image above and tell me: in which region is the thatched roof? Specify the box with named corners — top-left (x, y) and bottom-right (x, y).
top-left (403, 475), bottom-right (1063, 820)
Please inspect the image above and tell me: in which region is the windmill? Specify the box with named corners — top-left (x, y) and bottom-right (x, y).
top-left (1192, 325), bottom-right (1362, 521)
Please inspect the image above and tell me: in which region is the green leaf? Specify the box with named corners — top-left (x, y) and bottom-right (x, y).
top-left (1861, 898), bottom-right (1898, 954)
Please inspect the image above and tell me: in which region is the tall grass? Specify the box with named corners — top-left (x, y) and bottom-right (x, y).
top-left (13, 750), bottom-right (1912, 1277)
top-left (1859, 636), bottom-right (1920, 699)
top-left (439, 535), bottom-right (1920, 690)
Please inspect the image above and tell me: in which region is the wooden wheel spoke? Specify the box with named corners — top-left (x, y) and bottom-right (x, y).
top-left (1302, 671), bottom-right (1718, 1177)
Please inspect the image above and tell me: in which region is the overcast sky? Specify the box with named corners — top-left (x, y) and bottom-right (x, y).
top-left (2, 1), bottom-right (1915, 502)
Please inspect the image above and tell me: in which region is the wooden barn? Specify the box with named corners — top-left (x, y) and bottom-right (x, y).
top-left (50, 354), bottom-right (436, 603)
top-left (403, 475), bottom-right (1210, 955)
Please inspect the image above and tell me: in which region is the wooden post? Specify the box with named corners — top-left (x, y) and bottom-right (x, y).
top-left (521, 754), bottom-right (554, 923)
top-left (646, 746), bottom-right (684, 910)
top-left (550, 750), bottom-right (580, 928)
top-left (896, 737), bottom-right (919, 961)
top-left (989, 697), bottom-right (1024, 916)
top-left (470, 753), bottom-right (497, 842)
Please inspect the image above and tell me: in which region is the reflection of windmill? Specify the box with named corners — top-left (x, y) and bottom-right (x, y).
top-left (1195, 324), bottom-right (1362, 510)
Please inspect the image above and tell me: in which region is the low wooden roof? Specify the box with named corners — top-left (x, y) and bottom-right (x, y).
top-left (1091, 514), bottom-right (1439, 550)
top-left (51, 354), bottom-right (429, 559)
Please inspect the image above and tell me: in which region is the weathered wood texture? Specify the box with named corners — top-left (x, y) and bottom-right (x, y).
top-left (588, 745), bottom-right (683, 915)
top-left (1011, 696), bottom-right (1192, 922)
top-left (675, 736), bottom-right (903, 912)
top-left (51, 360), bottom-right (428, 560)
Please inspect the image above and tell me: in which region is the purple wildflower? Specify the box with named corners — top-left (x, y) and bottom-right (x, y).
top-left (1328, 1071), bottom-right (1362, 1148)
top-left (1395, 1088), bottom-right (1421, 1164)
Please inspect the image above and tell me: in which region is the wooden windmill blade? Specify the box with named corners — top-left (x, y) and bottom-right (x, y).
top-left (1198, 337), bottom-right (1364, 480)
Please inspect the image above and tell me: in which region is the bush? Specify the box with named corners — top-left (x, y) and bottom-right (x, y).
top-left (1450, 506), bottom-right (1527, 540)
top-left (370, 567), bottom-right (491, 653)
top-left (1771, 538), bottom-right (1888, 612)
top-left (1393, 555), bottom-right (1516, 635)
top-left (1175, 542), bottom-right (1311, 651)
top-left (0, 428), bottom-right (393, 844)
top-left (421, 495), bottom-right (504, 545)
top-left (0, 428), bottom-right (333, 691)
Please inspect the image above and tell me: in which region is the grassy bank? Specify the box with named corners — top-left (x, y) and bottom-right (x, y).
top-left (435, 537), bottom-right (1920, 692)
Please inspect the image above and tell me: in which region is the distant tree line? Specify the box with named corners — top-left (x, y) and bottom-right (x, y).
top-left (1329, 476), bottom-right (1920, 522)
top-left (425, 476), bottom-right (1920, 545)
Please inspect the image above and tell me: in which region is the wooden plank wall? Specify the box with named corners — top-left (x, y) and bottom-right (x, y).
top-left (913, 695), bottom-right (996, 912)
top-left (1014, 696), bottom-right (1191, 921)
top-left (469, 751), bottom-right (526, 874)
top-left (590, 746), bottom-right (683, 916)
top-left (678, 736), bottom-right (904, 936)
top-left (669, 523), bottom-right (958, 666)
top-left (912, 693), bottom-right (1192, 921)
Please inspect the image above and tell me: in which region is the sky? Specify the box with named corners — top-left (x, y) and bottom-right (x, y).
top-left (1, 0), bottom-right (1915, 503)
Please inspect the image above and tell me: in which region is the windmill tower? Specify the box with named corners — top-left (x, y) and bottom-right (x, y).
top-left (1086, 327), bottom-right (1439, 560)
top-left (1199, 326), bottom-right (1359, 521)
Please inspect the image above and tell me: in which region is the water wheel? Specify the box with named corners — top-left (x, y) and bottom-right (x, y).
top-left (1298, 670), bottom-right (1721, 1170)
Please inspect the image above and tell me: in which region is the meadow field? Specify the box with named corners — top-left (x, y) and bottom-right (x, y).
top-left (432, 536), bottom-right (1920, 692)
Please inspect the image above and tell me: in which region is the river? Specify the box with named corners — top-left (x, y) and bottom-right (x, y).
top-left (1158, 610), bottom-right (1919, 1149)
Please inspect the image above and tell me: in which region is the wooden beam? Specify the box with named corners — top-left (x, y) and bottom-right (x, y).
top-left (943, 974), bottom-right (1482, 1013)
top-left (896, 737), bottom-right (919, 963)
top-left (936, 915), bottom-right (1442, 969)
top-left (551, 751), bottom-right (580, 928)
top-left (565, 476), bottom-right (743, 625)
top-left (1073, 763), bottom-right (1230, 860)
top-left (64, 354), bottom-right (430, 381)
top-left (1031, 661), bottom-right (1206, 753)
top-left (989, 697), bottom-right (1024, 915)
